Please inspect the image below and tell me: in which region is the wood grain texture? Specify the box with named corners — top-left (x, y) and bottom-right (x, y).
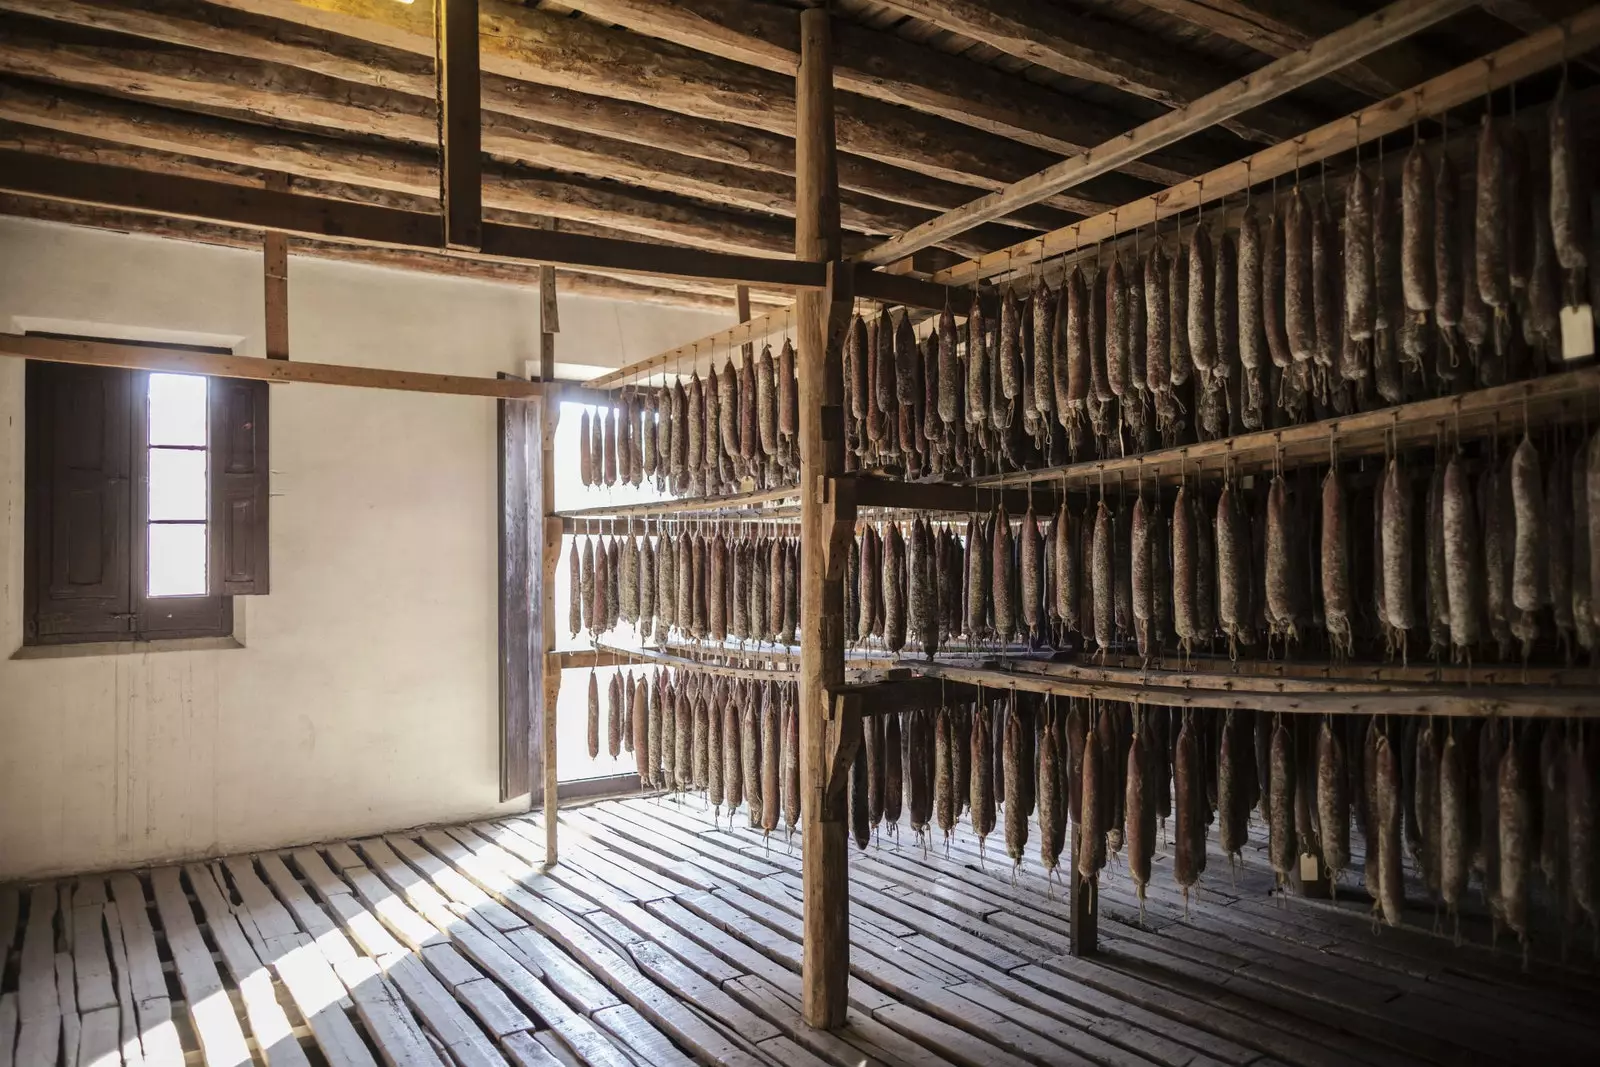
top-left (938, 3), bottom-right (1600, 286)
top-left (861, 0), bottom-right (1474, 265)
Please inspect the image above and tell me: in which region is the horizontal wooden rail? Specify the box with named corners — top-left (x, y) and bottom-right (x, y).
top-left (585, 307), bottom-right (793, 390)
top-left (859, 0), bottom-right (1474, 266)
top-left (0, 332), bottom-right (552, 399)
top-left (934, 4), bottom-right (1600, 286)
top-left (965, 365), bottom-right (1600, 489)
top-left (847, 475), bottom-right (1056, 515)
top-left (557, 484), bottom-right (800, 522)
top-left (997, 651), bottom-right (1600, 691)
top-left (585, 264), bottom-right (996, 390)
top-left (906, 661), bottom-right (1600, 719)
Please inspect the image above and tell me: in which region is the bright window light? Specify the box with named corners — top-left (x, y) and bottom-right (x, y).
top-left (146, 373), bottom-right (209, 597)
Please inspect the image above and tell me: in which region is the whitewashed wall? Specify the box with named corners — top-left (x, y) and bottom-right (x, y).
top-left (0, 217), bottom-right (727, 880)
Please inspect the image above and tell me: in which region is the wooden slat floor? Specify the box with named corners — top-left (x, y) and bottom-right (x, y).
top-left (3, 797), bottom-right (1597, 1067)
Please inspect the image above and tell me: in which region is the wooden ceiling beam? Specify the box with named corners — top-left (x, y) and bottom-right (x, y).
top-left (1129, 0), bottom-right (1446, 98)
top-left (0, 190), bottom-right (791, 311)
top-left (2, 0), bottom-right (1097, 229)
top-left (191, 0), bottom-right (1138, 214)
top-left (0, 76), bottom-right (1016, 263)
top-left (1, 197), bottom-right (765, 310)
top-left (0, 150), bottom-right (826, 289)
top-left (0, 7), bottom-right (1113, 237)
top-left (1, 144), bottom-right (954, 303)
top-left (869, 0), bottom-right (1321, 144)
top-left (0, 32), bottom-right (828, 254)
top-left (552, 0), bottom-right (1221, 187)
top-left (932, 3), bottom-right (1600, 287)
top-left (860, 0), bottom-right (1477, 267)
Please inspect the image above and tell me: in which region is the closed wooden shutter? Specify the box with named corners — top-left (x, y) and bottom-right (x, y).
top-left (210, 377), bottom-right (270, 595)
top-left (25, 361), bottom-right (135, 641)
top-left (499, 383), bottom-right (544, 801)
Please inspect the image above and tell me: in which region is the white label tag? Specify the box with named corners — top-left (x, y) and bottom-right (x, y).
top-left (1560, 303), bottom-right (1595, 360)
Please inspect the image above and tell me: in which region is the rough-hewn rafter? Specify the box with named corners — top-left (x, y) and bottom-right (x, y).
top-left (1129, 0), bottom-right (1445, 97)
top-left (860, 0), bottom-right (1474, 265)
top-left (552, 0), bottom-right (1219, 185)
top-left (192, 0), bottom-right (1156, 207)
top-left (0, 56), bottom-right (813, 259)
top-left (0, 0), bottom-right (1119, 228)
top-left (870, 0), bottom-right (1321, 143)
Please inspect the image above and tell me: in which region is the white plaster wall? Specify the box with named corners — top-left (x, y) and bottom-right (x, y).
top-left (0, 217), bottom-right (728, 880)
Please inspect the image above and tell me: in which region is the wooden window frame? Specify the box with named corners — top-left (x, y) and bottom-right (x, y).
top-left (24, 340), bottom-right (267, 647)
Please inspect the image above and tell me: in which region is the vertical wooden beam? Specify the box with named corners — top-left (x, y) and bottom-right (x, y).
top-left (1069, 816), bottom-right (1098, 955)
top-left (437, 0), bottom-right (481, 250)
top-left (539, 268), bottom-right (560, 866)
top-left (735, 285), bottom-right (752, 335)
top-left (498, 377), bottom-right (534, 802)
top-left (263, 174), bottom-right (288, 360)
top-left (795, 2), bottom-right (850, 1031)
top-left (539, 224), bottom-right (561, 344)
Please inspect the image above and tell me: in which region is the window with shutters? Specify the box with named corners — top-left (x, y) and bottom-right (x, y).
top-left (24, 343), bottom-right (270, 646)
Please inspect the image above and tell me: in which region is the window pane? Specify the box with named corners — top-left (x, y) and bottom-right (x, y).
top-left (148, 448), bottom-right (208, 520)
top-left (148, 523), bottom-right (207, 597)
top-left (147, 373), bottom-right (207, 446)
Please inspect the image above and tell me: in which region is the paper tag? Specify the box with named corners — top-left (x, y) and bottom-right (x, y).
top-left (1560, 303), bottom-right (1595, 360)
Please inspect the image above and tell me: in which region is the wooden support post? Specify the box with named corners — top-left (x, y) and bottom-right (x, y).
top-left (437, 0), bottom-right (481, 250)
top-left (539, 264), bottom-right (559, 867)
top-left (736, 285), bottom-right (752, 333)
top-left (1069, 821), bottom-right (1099, 956)
top-left (795, 3), bottom-right (850, 1032)
top-left (498, 374), bottom-right (535, 804)
top-left (263, 173), bottom-right (289, 360)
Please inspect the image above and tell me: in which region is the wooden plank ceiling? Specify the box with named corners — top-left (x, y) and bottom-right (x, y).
top-left (0, 0), bottom-right (1559, 308)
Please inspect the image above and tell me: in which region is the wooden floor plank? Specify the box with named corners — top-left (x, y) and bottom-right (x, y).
top-left (220, 859), bottom-right (380, 1067)
top-left (627, 801), bottom-right (1225, 1067)
top-left (149, 868), bottom-right (253, 1067)
top-left (77, 1005), bottom-right (121, 1067)
top-left (130, 1001), bottom-right (183, 1067)
top-left (53, 951), bottom-right (79, 1067)
top-left (18, 885), bottom-right (60, 1024)
top-left (16, 886), bottom-right (60, 1067)
top-left (591, 1004), bottom-right (697, 1067)
top-left (384, 837), bottom-right (525, 934)
top-left (69, 884), bottom-right (117, 1016)
top-left (216, 862), bottom-right (299, 946)
top-left (753, 1036), bottom-right (830, 1067)
top-left (332, 846), bottom-right (451, 955)
top-left (291, 850), bottom-right (409, 960)
top-left (721, 975), bottom-right (950, 1067)
top-left (251, 856), bottom-right (355, 967)
top-left (869, 1003), bottom-right (1035, 1067)
top-left (437, 825), bottom-right (772, 1067)
top-left (381, 953), bottom-right (509, 1067)
top-left (183, 866), bottom-right (312, 1067)
top-left (498, 1032), bottom-right (564, 1067)
top-left (100, 899), bottom-right (145, 1067)
top-left (0, 995), bottom-right (17, 1067)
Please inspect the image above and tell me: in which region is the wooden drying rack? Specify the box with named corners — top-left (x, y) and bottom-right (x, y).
top-left (539, 4), bottom-right (1600, 1026)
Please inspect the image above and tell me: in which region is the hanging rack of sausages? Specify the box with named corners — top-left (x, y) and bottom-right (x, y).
top-left (561, 12), bottom-right (1600, 970)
